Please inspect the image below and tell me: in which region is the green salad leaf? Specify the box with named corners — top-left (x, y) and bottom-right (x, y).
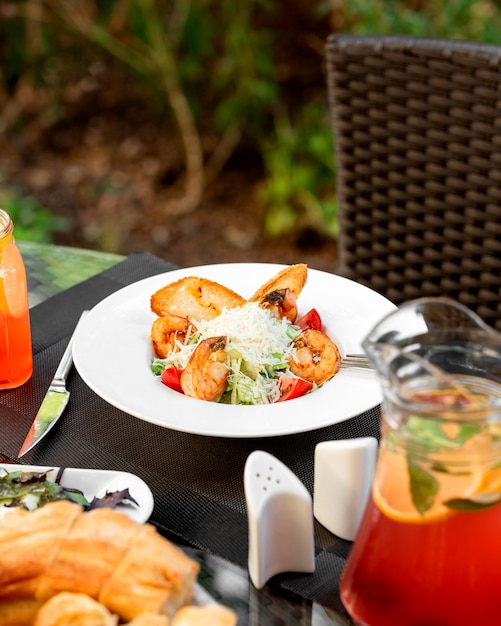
top-left (0, 468), bottom-right (138, 513)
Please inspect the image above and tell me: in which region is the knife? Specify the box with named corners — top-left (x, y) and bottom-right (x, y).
top-left (18, 310), bottom-right (89, 458)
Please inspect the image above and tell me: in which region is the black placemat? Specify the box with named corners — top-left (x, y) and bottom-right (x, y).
top-left (0, 252), bottom-right (381, 614)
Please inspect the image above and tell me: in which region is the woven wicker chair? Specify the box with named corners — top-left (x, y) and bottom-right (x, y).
top-left (325, 34), bottom-right (501, 331)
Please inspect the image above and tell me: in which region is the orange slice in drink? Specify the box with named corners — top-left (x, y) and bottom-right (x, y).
top-left (478, 466), bottom-right (501, 494)
top-left (373, 446), bottom-right (485, 523)
top-left (0, 248), bottom-right (28, 318)
top-left (0, 277), bottom-right (24, 318)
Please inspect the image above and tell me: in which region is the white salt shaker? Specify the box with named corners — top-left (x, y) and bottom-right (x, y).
top-left (244, 450), bottom-right (315, 589)
top-left (313, 437), bottom-right (378, 541)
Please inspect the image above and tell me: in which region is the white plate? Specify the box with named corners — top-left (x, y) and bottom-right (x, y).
top-left (72, 263), bottom-right (396, 438)
top-left (0, 464), bottom-right (154, 523)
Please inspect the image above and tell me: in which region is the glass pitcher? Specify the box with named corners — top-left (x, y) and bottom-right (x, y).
top-left (340, 298), bottom-right (501, 626)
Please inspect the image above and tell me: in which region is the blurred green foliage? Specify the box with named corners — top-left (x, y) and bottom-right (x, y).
top-left (0, 180), bottom-right (68, 242)
top-left (2, 0), bottom-right (501, 243)
top-left (342, 0), bottom-right (501, 42)
top-left (260, 103), bottom-right (338, 239)
top-left (261, 0), bottom-right (501, 240)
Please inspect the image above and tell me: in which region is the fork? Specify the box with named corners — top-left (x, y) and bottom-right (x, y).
top-left (339, 353), bottom-right (373, 370)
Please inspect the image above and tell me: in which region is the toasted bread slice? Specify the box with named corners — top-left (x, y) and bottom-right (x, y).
top-left (248, 264), bottom-right (308, 303)
top-left (150, 277), bottom-right (245, 321)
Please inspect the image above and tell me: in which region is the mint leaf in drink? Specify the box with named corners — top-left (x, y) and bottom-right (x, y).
top-left (444, 492), bottom-right (501, 512)
top-left (405, 416), bottom-right (480, 450)
top-left (408, 456), bottom-right (439, 515)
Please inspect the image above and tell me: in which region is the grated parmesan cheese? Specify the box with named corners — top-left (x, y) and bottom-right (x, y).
top-left (195, 302), bottom-right (295, 363)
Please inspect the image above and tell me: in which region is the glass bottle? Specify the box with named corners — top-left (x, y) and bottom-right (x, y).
top-left (340, 298), bottom-right (501, 625)
top-left (0, 209), bottom-right (33, 389)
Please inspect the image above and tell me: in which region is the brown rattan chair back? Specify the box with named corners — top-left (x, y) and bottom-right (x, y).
top-left (325, 34), bottom-right (501, 331)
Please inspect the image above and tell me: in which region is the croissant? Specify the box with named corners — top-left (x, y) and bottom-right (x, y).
top-left (0, 500), bottom-right (215, 625)
top-left (31, 591), bottom-right (237, 626)
top-left (34, 592), bottom-right (119, 626)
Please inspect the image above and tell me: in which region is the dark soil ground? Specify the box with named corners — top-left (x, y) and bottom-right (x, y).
top-left (0, 99), bottom-right (339, 274)
top-left (0, 8), bottom-right (339, 273)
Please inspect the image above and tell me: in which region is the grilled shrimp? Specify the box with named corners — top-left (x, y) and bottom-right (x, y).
top-left (151, 314), bottom-right (193, 359)
top-left (180, 336), bottom-right (230, 402)
top-left (289, 329), bottom-right (341, 385)
top-left (257, 288), bottom-right (298, 323)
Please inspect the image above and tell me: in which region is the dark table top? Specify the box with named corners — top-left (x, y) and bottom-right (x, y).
top-left (7, 242), bottom-right (365, 626)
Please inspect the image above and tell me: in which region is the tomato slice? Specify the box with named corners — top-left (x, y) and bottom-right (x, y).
top-left (296, 308), bottom-right (322, 331)
top-left (160, 366), bottom-right (184, 394)
top-left (276, 376), bottom-right (313, 402)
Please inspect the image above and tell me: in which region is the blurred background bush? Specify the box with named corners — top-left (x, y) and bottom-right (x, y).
top-left (0, 0), bottom-right (500, 266)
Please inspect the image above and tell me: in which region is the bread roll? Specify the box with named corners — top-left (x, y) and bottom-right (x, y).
top-left (0, 502), bottom-right (199, 623)
top-left (170, 604), bottom-right (237, 626)
top-left (0, 598), bottom-right (44, 626)
top-left (99, 524), bottom-right (199, 621)
top-left (34, 592), bottom-right (118, 626)
top-left (127, 615), bottom-right (169, 626)
top-left (0, 502), bottom-right (237, 626)
top-left (36, 507), bottom-right (142, 601)
top-left (0, 501), bottom-right (80, 601)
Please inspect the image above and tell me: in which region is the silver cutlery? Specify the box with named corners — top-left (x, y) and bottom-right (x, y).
top-left (339, 353), bottom-right (373, 370)
top-left (17, 311), bottom-right (89, 458)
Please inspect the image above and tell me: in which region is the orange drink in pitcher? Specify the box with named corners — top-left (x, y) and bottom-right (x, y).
top-left (340, 299), bottom-right (501, 625)
top-left (0, 209), bottom-right (33, 389)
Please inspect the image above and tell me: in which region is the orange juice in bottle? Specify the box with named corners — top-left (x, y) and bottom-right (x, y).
top-left (0, 209), bottom-right (33, 389)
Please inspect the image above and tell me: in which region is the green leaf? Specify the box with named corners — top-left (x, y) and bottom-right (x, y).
top-left (405, 416), bottom-right (481, 450)
top-left (430, 461), bottom-right (470, 476)
top-left (408, 456), bottom-right (439, 515)
top-left (63, 489), bottom-right (91, 507)
top-left (150, 359), bottom-right (166, 376)
top-left (445, 492), bottom-right (501, 512)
